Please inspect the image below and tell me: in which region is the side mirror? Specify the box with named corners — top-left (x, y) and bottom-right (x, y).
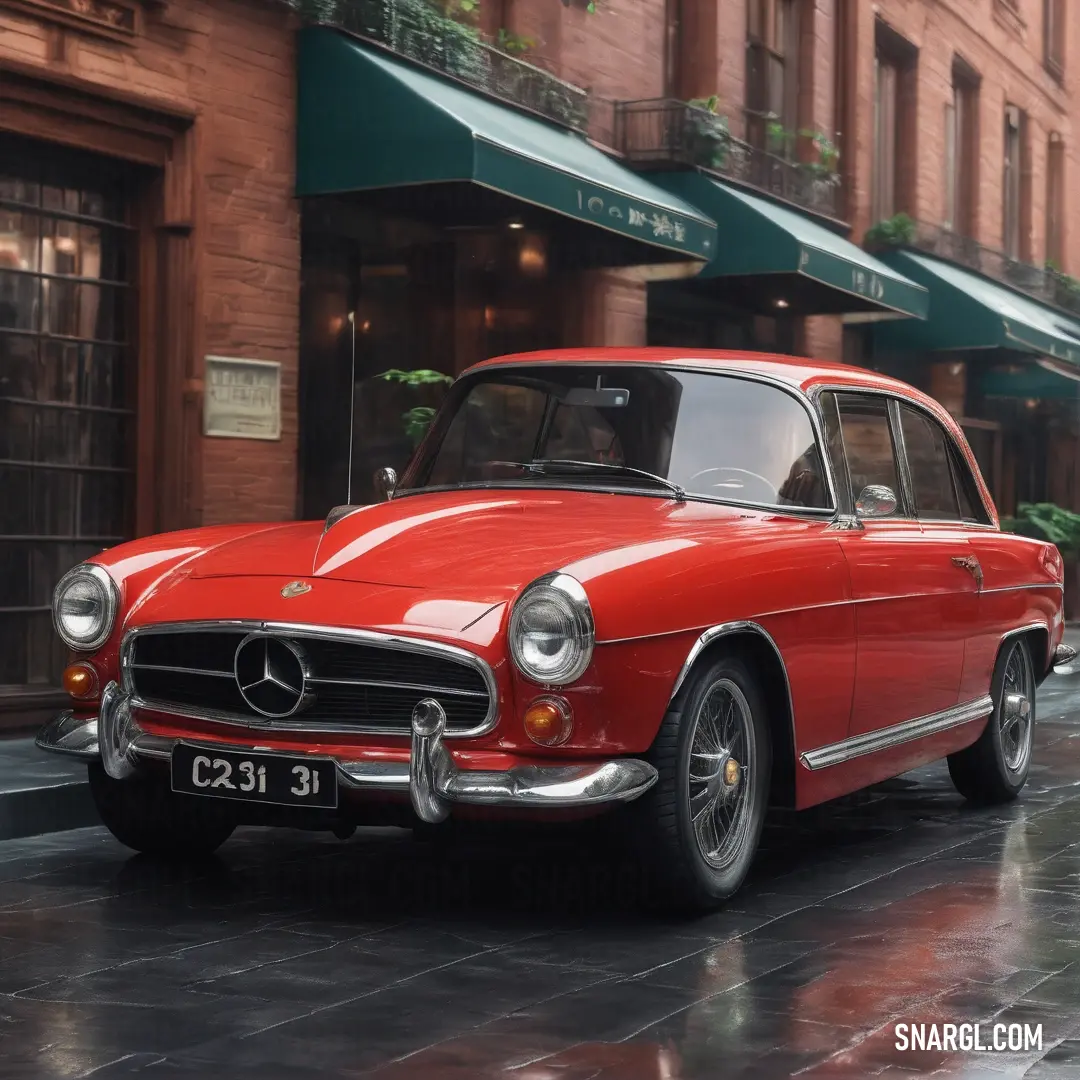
top-left (374, 466), bottom-right (398, 502)
top-left (855, 484), bottom-right (898, 518)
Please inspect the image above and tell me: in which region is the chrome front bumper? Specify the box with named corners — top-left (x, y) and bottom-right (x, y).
top-left (36, 682), bottom-right (657, 823)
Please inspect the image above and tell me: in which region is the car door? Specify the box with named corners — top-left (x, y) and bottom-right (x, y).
top-left (825, 391), bottom-right (974, 737)
top-left (895, 401), bottom-right (983, 708)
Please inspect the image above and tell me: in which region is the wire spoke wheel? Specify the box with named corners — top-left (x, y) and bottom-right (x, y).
top-left (686, 677), bottom-right (754, 870)
top-left (999, 641), bottom-right (1034, 774)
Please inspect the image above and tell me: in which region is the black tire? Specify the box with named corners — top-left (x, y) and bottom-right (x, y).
top-left (88, 763), bottom-right (236, 857)
top-left (947, 636), bottom-right (1036, 804)
top-left (632, 652), bottom-right (771, 912)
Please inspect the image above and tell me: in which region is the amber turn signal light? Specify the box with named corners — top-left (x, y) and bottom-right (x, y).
top-left (523, 696), bottom-right (573, 747)
top-left (62, 662), bottom-right (97, 699)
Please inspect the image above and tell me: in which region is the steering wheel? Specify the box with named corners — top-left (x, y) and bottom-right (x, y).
top-left (687, 467), bottom-right (779, 503)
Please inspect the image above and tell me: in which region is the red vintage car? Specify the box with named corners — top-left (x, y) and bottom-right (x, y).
top-left (38, 349), bottom-right (1073, 910)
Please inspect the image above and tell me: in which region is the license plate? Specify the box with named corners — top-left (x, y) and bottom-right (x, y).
top-left (170, 743), bottom-right (338, 809)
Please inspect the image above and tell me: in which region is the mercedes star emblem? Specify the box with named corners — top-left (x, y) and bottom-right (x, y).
top-left (281, 581), bottom-right (312, 598)
top-left (233, 635), bottom-right (311, 718)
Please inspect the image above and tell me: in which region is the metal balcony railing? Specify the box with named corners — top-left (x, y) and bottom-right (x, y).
top-left (908, 222), bottom-right (1080, 320)
top-left (613, 98), bottom-right (843, 220)
top-left (288, 0), bottom-right (591, 133)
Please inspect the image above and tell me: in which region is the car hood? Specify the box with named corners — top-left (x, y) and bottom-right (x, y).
top-left (186, 489), bottom-right (751, 595)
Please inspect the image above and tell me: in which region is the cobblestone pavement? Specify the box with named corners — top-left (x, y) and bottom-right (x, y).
top-left (3, 670), bottom-right (1080, 1079)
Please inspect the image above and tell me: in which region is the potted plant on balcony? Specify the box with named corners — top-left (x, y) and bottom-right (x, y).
top-left (794, 129), bottom-right (841, 215)
top-left (1001, 502), bottom-right (1080, 619)
top-left (1047, 262), bottom-right (1080, 316)
top-left (685, 96), bottom-right (730, 170)
top-left (864, 213), bottom-right (916, 252)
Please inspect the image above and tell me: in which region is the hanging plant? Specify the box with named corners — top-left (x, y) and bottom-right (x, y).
top-left (685, 97), bottom-right (730, 171)
top-left (378, 369), bottom-right (454, 388)
top-left (378, 370), bottom-right (453, 446)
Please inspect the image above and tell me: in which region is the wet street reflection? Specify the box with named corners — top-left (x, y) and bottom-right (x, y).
top-left (4, 671), bottom-right (1080, 1078)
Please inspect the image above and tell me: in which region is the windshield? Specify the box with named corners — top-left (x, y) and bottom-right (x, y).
top-left (401, 365), bottom-right (833, 511)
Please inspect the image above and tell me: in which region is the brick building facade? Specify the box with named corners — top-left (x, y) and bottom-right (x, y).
top-left (3, 0), bottom-right (1080, 717)
top-left (0, 0), bottom-right (300, 721)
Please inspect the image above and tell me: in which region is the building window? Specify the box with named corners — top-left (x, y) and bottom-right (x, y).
top-left (0, 135), bottom-right (135, 692)
top-left (663, 0), bottom-right (683, 98)
top-left (944, 60), bottom-right (979, 236)
top-left (1047, 133), bottom-right (1065, 267)
top-left (872, 21), bottom-right (917, 224)
top-left (873, 56), bottom-right (898, 221)
top-left (1045, 0), bottom-right (1065, 80)
top-left (1003, 105), bottom-right (1026, 260)
top-left (746, 0), bottom-right (801, 156)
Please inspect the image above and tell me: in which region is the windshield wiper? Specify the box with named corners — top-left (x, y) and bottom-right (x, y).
top-left (493, 459), bottom-right (686, 502)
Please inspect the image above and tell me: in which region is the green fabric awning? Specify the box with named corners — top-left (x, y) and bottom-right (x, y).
top-left (652, 171), bottom-right (928, 318)
top-left (873, 250), bottom-right (1080, 364)
top-left (296, 27), bottom-right (716, 260)
top-left (982, 361), bottom-right (1080, 400)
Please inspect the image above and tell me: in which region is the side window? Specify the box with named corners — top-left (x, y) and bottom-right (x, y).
top-left (817, 391), bottom-right (850, 501)
top-left (834, 393), bottom-right (903, 514)
top-left (949, 448), bottom-right (992, 524)
top-left (898, 406), bottom-right (961, 520)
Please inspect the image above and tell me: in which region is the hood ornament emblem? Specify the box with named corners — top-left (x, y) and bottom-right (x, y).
top-left (281, 581), bottom-right (312, 599)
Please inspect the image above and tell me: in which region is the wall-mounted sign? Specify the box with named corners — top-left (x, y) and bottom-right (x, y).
top-left (204, 356), bottom-right (281, 441)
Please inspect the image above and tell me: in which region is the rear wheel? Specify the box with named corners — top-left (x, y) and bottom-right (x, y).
top-left (88, 763), bottom-right (236, 856)
top-left (633, 653), bottom-right (771, 911)
top-left (947, 637), bottom-right (1035, 804)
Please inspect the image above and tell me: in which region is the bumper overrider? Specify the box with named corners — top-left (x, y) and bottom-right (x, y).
top-left (36, 683), bottom-right (658, 823)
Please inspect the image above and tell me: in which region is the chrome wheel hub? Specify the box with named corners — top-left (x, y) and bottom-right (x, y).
top-left (687, 678), bottom-right (754, 870)
top-left (999, 643), bottom-right (1035, 774)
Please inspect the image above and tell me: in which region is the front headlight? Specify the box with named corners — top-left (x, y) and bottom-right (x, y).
top-left (509, 573), bottom-right (594, 685)
top-left (52, 564), bottom-right (118, 651)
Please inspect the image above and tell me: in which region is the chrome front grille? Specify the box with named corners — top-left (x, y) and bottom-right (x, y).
top-left (123, 623), bottom-right (495, 736)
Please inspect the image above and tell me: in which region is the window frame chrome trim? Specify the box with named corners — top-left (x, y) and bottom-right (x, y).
top-left (119, 620), bottom-right (499, 738)
top-left (808, 383), bottom-right (997, 527)
top-left (800, 694), bottom-right (994, 770)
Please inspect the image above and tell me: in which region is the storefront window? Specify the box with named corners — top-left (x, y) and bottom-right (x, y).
top-left (0, 136), bottom-right (133, 690)
top-left (300, 203), bottom-right (565, 517)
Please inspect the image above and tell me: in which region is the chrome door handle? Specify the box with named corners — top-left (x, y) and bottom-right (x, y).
top-left (952, 554), bottom-right (984, 588)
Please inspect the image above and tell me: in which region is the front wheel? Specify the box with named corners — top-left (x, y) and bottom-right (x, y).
top-left (947, 636), bottom-right (1036, 804)
top-left (88, 763), bottom-right (236, 856)
top-left (633, 653), bottom-right (771, 911)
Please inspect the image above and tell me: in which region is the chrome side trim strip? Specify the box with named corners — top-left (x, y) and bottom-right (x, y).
top-left (119, 620), bottom-right (500, 739)
top-left (595, 586), bottom-right (1059, 647)
top-left (800, 695), bottom-right (994, 771)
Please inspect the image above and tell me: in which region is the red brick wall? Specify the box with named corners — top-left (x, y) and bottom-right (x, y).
top-left (0, 0), bottom-right (300, 527)
top-left (848, 0), bottom-right (1078, 271)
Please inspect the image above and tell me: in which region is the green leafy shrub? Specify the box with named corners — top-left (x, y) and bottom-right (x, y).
top-left (1001, 502), bottom-right (1080, 556)
top-left (864, 213), bottom-right (916, 248)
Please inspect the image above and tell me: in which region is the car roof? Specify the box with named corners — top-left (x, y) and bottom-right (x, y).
top-left (461, 348), bottom-right (998, 526)
top-left (466, 347), bottom-right (925, 401)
